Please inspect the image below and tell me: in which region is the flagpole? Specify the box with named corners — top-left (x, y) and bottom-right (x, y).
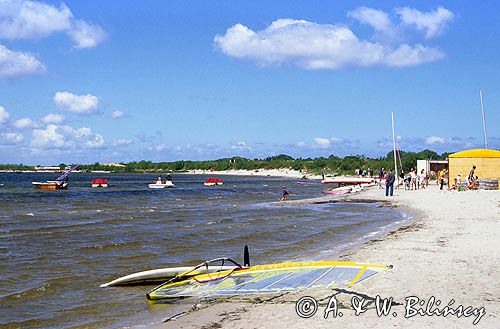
top-left (391, 112), bottom-right (399, 186)
top-left (479, 90), bottom-right (488, 149)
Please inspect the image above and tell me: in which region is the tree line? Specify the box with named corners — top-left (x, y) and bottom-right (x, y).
top-left (0, 149), bottom-right (448, 175)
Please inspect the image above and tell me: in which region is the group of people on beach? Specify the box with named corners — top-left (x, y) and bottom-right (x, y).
top-left (382, 164), bottom-right (480, 196)
top-left (401, 167), bottom-right (429, 190)
top-left (448, 165), bottom-right (479, 191)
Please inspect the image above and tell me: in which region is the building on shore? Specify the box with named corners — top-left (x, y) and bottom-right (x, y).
top-left (34, 166), bottom-right (62, 173)
top-left (103, 163), bottom-right (126, 168)
top-left (448, 149), bottom-right (500, 188)
top-left (416, 159), bottom-right (448, 177)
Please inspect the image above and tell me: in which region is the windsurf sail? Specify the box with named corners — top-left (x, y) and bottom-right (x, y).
top-left (146, 261), bottom-right (391, 301)
top-left (56, 164), bottom-right (80, 181)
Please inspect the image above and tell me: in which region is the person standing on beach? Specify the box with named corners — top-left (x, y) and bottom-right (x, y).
top-left (467, 165), bottom-right (476, 188)
top-left (438, 169), bottom-right (445, 190)
top-left (385, 169), bottom-right (395, 197)
top-left (378, 167), bottom-right (384, 188)
top-left (281, 186), bottom-right (289, 201)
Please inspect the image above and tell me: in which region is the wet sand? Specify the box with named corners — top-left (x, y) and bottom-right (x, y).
top-left (155, 184), bottom-right (500, 329)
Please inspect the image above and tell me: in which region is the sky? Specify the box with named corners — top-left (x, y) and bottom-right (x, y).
top-left (0, 0), bottom-right (499, 165)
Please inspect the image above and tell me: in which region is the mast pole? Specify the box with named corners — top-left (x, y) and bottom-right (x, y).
top-left (391, 112), bottom-right (399, 186)
top-left (480, 90), bottom-right (488, 149)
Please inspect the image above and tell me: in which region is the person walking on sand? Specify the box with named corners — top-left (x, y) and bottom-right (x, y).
top-left (385, 169), bottom-right (395, 197)
top-left (281, 186), bottom-right (289, 201)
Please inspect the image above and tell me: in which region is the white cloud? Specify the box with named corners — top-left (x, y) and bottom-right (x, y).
top-left (12, 117), bottom-right (35, 129)
top-left (150, 144), bottom-right (166, 152)
top-left (112, 138), bottom-right (133, 146)
top-left (396, 7), bottom-right (454, 39)
top-left (314, 137), bottom-right (331, 148)
top-left (0, 0), bottom-right (72, 39)
top-left (68, 20), bottom-right (106, 49)
top-left (31, 124), bottom-right (104, 149)
top-left (296, 141), bottom-right (306, 147)
top-left (53, 91), bottom-right (99, 114)
top-left (231, 141), bottom-right (251, 151)
top-left (0, 0), bottom-right (106, 48)
top-left (41, 113), bottom-right (64, 124)
top-left (0, 132), bottom-right (24, 144)
top-left (111, 110), bottom-right (124, 119)
top-left (425, 136), bottom-right (446, 144)
top-left (214, 7), bottom-right (452, 70)
top-left (0, 43), bottom-right (45, 79)
top-left (0, 105), bottom-right (10, 124)
top-left (384, 43), bottom-right (444, 67)
top-left (348, 7), bottom-right (394, 34)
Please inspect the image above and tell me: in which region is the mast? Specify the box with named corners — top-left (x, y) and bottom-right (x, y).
top-left (391, 112), bottom-right (399, 185)
top-left (479, 90), bottom-right (488, 149)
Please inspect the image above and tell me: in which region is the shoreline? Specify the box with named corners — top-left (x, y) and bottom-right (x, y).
top-left (184, 169), bottom-right (322, 179)
top-left (154, 185), bottom-right (499, 329)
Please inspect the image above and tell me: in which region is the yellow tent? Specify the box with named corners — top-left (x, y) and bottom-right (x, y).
top-left (448, 149), bottom-right (500, 186)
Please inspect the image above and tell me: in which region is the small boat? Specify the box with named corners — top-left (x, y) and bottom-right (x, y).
top-left (32, 181), bottom-right (68, 190)
top-left (149, 181), bottom-right (174, 189)
top-left (32, 164), bottom-right (80, 190)
top-left (204, 177), bottom-right (223, 186)
top-left (321, 176), bottom-right (375, 185)
top-left (323, 185), bottom-right (363, 195)
top-left (92, 178), bottom-right (108, 188)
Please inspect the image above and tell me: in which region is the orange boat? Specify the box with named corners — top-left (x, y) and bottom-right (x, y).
top-left (32, 181), bottom-right (68, 190)
top-left (32, 164), bottom-right (79, 190)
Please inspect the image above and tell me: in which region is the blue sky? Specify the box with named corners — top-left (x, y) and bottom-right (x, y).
top-left (0, 0), bottom-right (499, 165)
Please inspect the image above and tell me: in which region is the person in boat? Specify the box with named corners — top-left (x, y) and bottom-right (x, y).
top-left (281, 186), bottom-right (289, 201)
top-left (166, 174), bottom-right (172, 182)
top-left (385, 169), bottom-right (395, 197)
top-left (156, 176), bottom-right (163, 184)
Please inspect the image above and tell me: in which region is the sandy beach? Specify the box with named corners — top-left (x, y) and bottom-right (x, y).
top-left (186, 169), bottom-right (322, 179)
top-left (156, 184), bottom-right (500, 329)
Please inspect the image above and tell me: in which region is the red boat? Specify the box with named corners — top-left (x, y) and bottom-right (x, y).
top-left (92, 178), bottom-right (108, 188)
top-left (204, 177), bottom-right (223, 186)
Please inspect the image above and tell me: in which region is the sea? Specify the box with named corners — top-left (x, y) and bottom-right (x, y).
top-left (0, 173), bottom-right (410, 328)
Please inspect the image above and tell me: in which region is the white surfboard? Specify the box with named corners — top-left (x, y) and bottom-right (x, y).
top-left (100, 265), bottom-right (235, 287)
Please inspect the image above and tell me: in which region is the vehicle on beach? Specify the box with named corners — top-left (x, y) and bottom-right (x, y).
top-left (32, 164), bottom-right (80, 190)
top-left (204, 177), bottom-right (223, 186)
top-left (91, 178), bottom-right (109, 188)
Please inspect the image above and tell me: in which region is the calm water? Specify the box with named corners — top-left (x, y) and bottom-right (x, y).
top-left (0, 173), bottom-right (408, 328)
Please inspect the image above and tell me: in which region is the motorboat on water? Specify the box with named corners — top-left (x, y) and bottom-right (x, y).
top-left (149, 181), bottom-right (174, 189)
top-left (204, 177), bottom-right (223, 186)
